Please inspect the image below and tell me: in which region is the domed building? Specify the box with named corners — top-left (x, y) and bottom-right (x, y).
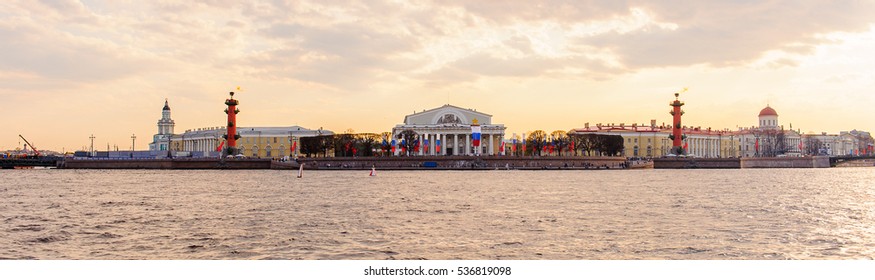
top-left (736, 104), bottom-right (802, 157)
top-left (758, 105), bottom-right (779, 129)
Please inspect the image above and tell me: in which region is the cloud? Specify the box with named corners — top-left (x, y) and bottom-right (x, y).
top-left (3, 0), bottom-right (875, 91)
top-left (582, 1), bottom-right (875, 68)
top-left (0, 20), bottom-right (158, 85)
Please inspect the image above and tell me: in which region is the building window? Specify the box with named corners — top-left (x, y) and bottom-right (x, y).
top-left (252, 146), bottom-right (259, 157)
top-left (266, 145), bottom-right (272, 157)
top-left (274, 137), bottom-right (277, 143)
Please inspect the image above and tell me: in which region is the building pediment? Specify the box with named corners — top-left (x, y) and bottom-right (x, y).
top-left (403, 104), bottom-right (493, 125)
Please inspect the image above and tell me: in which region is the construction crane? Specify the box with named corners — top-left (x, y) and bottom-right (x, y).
top-left (18, 134), bottom-right (41, 157)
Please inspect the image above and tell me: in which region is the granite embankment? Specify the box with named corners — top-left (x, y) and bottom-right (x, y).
top-left (274, 156), bottom-right (627, 170)
top-left (61, 156), bottom-right (627, 170)
top-left (62, 158), bottom-right (271, 169)
top-left (653, 156), bottom-right (831, 169)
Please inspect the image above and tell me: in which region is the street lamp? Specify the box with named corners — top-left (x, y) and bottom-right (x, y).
top-left (131, 134), bottom-right (136, 152)
top-left (89, 134), bottom-right (95, 157)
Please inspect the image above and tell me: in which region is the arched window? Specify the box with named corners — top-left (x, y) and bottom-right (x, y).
top-left (279, 145), bottom-right (286, 157)
top-left (647, 146), bottom-right (652, 157)
top-left (252, 146), bottom-right (259, 157)
top-left (633, 145), bottom-right (639, 156)
top-left (265, 145), bottom-right (272, 157)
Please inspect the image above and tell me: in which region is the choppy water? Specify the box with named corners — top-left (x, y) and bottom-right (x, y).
top-left (1, 168), bottom-right (874, 260)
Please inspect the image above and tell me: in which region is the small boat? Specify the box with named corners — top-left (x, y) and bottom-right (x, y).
top-left (369, 165), bottom-right (376, 177)
top-left (297, 163), bottom-right (304, 178)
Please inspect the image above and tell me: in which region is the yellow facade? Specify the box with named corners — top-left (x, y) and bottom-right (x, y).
top-left (573, 124), bottom-right (741, 158)
top-left (237, 135), bottom-right (295, 158)
top-left (169, 126), bottom-right (327, 158)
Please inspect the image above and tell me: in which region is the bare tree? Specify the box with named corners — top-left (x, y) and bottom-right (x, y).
top-left (526, 130), bottom-right (547, 156)
top-left (804, 137), bottom-right (822, 155)
top-left (550, 130), bottom-right (568, 156)
top-left (398, 130), bottom-right (418, 156)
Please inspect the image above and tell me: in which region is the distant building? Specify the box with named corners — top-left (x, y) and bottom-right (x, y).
top-left (734, 105), bottom-right (803, 157)
top-left (392, 104), bottom-right (506, 155)
top-left (169, 126), bottom-right (330, 158)
top-left (148, 99), bottom-right (330, 158)
top-left (569, 120), bottom-right (739, 158)
top-left (149, 99), bottom-right (175, 152)
top-left (802, 131), bottom-right (862, 156)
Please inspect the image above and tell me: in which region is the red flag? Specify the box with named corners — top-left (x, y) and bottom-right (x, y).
top-left (570, 141), bottom-right (575, 152)
top-left (798, 141), bottom-right (803, 151)
top-left (755, 138), bottom-right (759, 151)
top-left (683, 142), bottom-right (688, 150)
top-left (291, 141), bottom-right (297, 152)
top-left (216, 140), bottom-right (225, 152)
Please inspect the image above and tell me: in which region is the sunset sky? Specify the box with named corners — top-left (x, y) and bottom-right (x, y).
top-left (3, 1), bottom-right (875, 152)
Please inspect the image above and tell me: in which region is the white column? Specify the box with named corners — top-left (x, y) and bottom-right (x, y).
top-left (489, 134), bottom-right (494, 155)
top-left (454, 134), bottom-right (459, 156)
top-left (465, 134), bottom-right (470, 155)
top-left (441, 134), bottom-right (446, 156)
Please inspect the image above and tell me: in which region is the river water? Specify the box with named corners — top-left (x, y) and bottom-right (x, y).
top-left (1, 168), bottom-right (873, 260)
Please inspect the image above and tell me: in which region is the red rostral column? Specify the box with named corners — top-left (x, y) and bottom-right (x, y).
top-left (669, 92), bottom-right (685, 154)
top-left (223, 91), bottom-right (240, 155)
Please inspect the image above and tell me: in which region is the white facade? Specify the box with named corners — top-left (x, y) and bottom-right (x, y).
top-left (737, 105), bottom-right (803, 157)
top-left (392, 104), bottom-right (506, 156)
top-left (149, 99), bottom-right (175, 152)
top-left (804, 132), bottom-right (859, 156)
top-left (758, 105), bottom-right (779, 129)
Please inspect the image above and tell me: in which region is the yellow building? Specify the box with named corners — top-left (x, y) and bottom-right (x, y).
top-left (169, 126), bottom-right (331, 158)
top-left (569, 121), bottom-right (741, 158)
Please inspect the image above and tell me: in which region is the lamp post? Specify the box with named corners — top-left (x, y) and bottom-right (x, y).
top-left (89, 134), bottom-right (95, 157)
top-left (131, 134), bottom-right (136, 152)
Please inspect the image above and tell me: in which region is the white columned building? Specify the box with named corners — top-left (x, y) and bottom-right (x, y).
top-left (149, 99), bottom-right (175, 156)
top-left (392, 105), bottom-right (507, 156)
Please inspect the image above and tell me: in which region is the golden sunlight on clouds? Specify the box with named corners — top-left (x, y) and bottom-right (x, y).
top-left (2, 1), bottom-right (875, 151)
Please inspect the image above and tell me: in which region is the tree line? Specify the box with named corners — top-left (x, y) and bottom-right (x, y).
top-left (298, 130), bottom-right (624, 157)
top-left (507, 130), bottom-right (624, 157)
top-left (299, 131), bottom-right (393, 158)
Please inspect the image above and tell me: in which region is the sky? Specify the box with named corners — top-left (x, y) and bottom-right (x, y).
top-left (3, 0), bottom-right (875, 152)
